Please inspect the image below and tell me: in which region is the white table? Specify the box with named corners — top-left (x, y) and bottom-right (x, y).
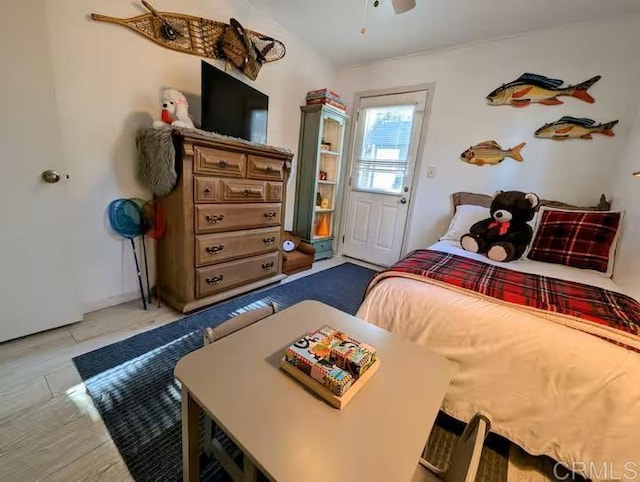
top-left (175, 300), bottom-right (454, 482)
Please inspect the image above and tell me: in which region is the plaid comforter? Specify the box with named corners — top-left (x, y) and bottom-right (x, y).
top-left (365, 249), bottom-right (640, 352)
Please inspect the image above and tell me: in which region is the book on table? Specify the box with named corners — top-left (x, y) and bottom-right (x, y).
top-left (281, 325), bottom-right (379, 405)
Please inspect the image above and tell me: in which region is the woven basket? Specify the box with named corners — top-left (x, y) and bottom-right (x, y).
top-left (220, 18), bottom-right (273, 80)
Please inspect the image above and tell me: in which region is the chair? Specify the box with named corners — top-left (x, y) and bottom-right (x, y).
top-left (282, 232), bottom-right (316, 275)
top-left (412, 412), bottom-right (492, 482)
top-left (202, 302), bottom-right (278, 478)
top-left (203, 302), bottom-right (277, 345)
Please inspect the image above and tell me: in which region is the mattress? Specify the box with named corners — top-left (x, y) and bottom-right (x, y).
top-left (357, 242), bottom-right (640, 480)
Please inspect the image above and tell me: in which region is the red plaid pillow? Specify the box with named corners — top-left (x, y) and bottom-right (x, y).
top-left (527, 209), bottom-right (622, 274)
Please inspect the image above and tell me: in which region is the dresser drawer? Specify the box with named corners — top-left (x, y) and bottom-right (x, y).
top-left (194, 176), bottom-right (217, 202)
top-left (195, 177), bottom-right (284, 204)
top-left (247, 155), bottom-right (285, 181)
top-left (195, 203), bottom-right (282, 234)
top-left (313, 239), bottom-right (333, 253)
top-left (194, 146), bottom-right (246, 177)
top-left (195, 177), bottom-right (278, 203)
top-left (266, 182), bottom-right (283, 202)
top-left (196, 252), bottom-right (279, 298)
top-left (195, 227), bottom-right (281, 267)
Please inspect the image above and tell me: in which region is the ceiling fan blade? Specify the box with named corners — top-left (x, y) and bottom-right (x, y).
top-left (391, 0), bottom-right (416, 14)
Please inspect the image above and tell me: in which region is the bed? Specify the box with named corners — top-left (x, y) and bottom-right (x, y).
top-left (356, 195), bottom-right (640, 480)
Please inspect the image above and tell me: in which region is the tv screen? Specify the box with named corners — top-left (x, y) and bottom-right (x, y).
top-left (201, 62), bottom-right (269, 144)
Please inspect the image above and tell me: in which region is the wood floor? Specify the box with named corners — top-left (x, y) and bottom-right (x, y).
top-left (0, 255), bottom-right (560, 482)
top-left (0, 256), bottom-right (369, 481)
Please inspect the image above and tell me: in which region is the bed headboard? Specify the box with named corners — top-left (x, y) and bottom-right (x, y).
top-left (452, 192), bottom-right (611, 211)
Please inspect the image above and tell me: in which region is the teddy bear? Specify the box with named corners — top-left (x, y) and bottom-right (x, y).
top-left (152, 88), bottom-right (195, 129)
top-left (460, 190), bottom-right (540, 262)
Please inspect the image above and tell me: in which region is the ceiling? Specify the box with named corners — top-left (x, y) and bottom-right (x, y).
top-left (248, 0), bottom-right (640, 67)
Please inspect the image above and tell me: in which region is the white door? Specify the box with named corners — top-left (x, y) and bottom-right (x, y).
top-left (342, 91), bottom-right (428, 266)
top-left (0, 2), bottom-right (82, 342)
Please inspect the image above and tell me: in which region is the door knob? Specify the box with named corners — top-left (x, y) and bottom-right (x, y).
top-left (42, 170), bottom-right (61, 183)
top-left (400, 197), bottom-right (407, 204)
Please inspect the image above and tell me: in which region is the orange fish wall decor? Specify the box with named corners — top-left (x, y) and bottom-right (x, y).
top-left (487, 73), bottom-right (601, 107)
top-left (460, 141), bottom-right (526, 166)
top-left (535, 117), bottom-right (619, 140)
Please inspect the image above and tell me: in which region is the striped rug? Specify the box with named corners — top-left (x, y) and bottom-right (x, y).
top-left (74, 262), bottom-right (582, 481)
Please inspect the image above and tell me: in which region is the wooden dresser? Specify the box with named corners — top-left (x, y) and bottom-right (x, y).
top-left (158, 132), bottom-right (293, 313)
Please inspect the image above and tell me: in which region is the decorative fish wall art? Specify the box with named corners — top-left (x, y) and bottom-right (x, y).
top-left (535, 117), bottom-right (619, 140)
top-left (460, 141), bottom-right (526, 166)
top-left (487, 74), bottom-right (601, 107)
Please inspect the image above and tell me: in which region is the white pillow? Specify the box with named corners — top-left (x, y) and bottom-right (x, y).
top-left (522, 211), bottom-right (540, 257)
top-left (440, 204), bottom-right (490, 242)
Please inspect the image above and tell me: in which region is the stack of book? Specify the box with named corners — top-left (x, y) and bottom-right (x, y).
top-left (306, 88), bottom-right (346, 112)
top-left (281, 325), bottom-right (378, 405)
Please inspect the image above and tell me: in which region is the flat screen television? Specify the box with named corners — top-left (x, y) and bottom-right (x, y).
top-left (201, 61), bottom-right (269, 144)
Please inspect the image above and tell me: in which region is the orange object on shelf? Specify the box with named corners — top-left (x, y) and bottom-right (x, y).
top-left (316, 213), bottom-right (331, 237)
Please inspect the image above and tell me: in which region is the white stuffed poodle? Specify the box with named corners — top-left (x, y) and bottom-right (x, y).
top-left (153, 88), bottom-right (195, 129)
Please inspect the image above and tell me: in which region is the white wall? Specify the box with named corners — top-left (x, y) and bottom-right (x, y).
top-left (43, 0), bottom-right (336, 311)
top-left (612, 99), bottom-right (640, 299)
top-left (337, 17), bottom-right (640, 260)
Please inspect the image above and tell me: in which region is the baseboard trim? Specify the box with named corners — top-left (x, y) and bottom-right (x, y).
top-left (82, 290), bottom-right (141, 315)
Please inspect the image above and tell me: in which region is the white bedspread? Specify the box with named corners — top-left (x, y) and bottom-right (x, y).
top-left (357, 242), bottom-right (640, 480)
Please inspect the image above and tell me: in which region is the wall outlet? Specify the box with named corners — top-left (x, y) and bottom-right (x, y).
top-left (427, 166), bottom-right (437, 178)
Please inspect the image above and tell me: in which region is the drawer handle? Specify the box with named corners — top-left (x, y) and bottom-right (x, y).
top-left (229, 187), bottom-right (260, 197)
top-left (263, 236), bottom-right (276, 244)
top-left (256, 162), bottom-right (277, 174)
top-left (218, 160), bottom-right (228, 168)
top-left (205, 245), bottom-right (224, 254)
top-left (262, 262), bottom-right (275, 271)
top-left (263, 211), bottom-right (277, 219)
top-left (206, 275), bottom-right (224, 285)
top-left (205, 214), bottom-right (225, 224)
top-left (204, 187), bottom-right (212, 194)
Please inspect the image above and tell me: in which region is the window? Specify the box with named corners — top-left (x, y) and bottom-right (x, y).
top-left (353, 105), bottom-right (415, 194)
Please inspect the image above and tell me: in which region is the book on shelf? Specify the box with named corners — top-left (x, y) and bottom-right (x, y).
top-left (306, 88), bottom-right (341, 99)
top-left (306, 93), bottom-right (343, 103)
top-left (282, 325), bottom-right (378, 397)
top-left (306, 94), bottom-right (345, 104)
top-left (306, 98), bottom-right (347, 111)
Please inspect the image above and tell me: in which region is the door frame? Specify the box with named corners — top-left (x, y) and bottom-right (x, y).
top-left (335, 83), bottom-right (436, 263)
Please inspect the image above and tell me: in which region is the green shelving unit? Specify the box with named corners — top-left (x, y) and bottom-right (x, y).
top-left (293, 104), bottom-right (348, 260)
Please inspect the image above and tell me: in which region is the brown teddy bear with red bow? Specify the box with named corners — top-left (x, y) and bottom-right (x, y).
top-left (461, 190), bottom-right (540, 262)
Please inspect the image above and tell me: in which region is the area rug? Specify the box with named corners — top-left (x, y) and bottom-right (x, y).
top-left (73, 261), bottom-right (578, 482)
top-left (73, 263), bottom-right (376, 481)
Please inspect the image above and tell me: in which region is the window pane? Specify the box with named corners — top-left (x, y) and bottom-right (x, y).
top-left (355, 105), bottom-right (415, 193)
top-left (360, 105), bottom-right (415, 160)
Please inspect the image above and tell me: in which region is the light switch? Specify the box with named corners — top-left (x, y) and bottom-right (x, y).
top-left (427, 166), bottom-right (437, 178)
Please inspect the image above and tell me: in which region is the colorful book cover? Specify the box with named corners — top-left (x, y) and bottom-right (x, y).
top-left (306, 88), bottom-right (341, 99)
top-left (305, 98), bottom-right (347, 111)
top-left (284, 325), bottom-right (377, 397)
top-left (306, 97), bottom-right (346, 107)
top-left (305, 93), bottom-right (343, 102)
